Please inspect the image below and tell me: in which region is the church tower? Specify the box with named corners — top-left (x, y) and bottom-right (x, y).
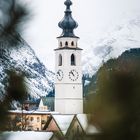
top-left (54, 0), bottom-right (83, 114)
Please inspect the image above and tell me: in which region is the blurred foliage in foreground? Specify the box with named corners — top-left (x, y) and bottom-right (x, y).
top-left (0, 70), bottom-right (27, 131)
top-left (0, 0), bottom-right (29, 131)
top-left (86, 48), bottom-right (140, 140)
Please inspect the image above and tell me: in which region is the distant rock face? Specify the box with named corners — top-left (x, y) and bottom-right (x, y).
top-left (0, 27), bottom-right (54, 100)
top-left (85, 47), bottom-right (140, 96)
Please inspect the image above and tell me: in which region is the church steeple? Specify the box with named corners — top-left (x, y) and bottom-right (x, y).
top-left (58, 0), bottom-right (78, 38)
top-left (55, 0), bottom-right (83, 114)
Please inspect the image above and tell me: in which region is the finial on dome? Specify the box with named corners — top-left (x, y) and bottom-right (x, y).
top-left (58, 0), bottom-right (79, 38)
top-left (64, 0), bottom-right (72, 11)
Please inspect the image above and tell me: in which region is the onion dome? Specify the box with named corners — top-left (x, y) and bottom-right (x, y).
top-left (58, 0), bottom-right (78, 38)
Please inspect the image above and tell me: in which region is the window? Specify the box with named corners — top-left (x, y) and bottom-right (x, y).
top-left (59, 54), bottom-right (62, 66)
top-left (37, 117), bottom-right (40, 122)
top-left (71, 41), bottom-right (74, 46)
top-left (65, 41), bottom-right (68, 46)
top-left (71, 54), bottom-right (76, 65)
top-left (30, 117), bottom-right (34, 121)
top-left (60, 42), bottom-right (62, 47)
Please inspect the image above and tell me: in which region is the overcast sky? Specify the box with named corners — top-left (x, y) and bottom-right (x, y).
top-left (23, 0), bottom-right (140, 71)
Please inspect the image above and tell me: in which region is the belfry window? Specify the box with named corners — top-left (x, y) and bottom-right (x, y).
top-left (71, 41), bottom-right (74, 46)
top-left (71, 54), bottom-right (76, 65)
top-left (65, 41), bottom-right (68, 46)
top-left (60, 42), bottom-right (62, 47)
top-left (59, 54), bottom-right (62, 66)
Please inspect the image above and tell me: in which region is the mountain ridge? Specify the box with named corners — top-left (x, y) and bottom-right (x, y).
top-left (82, 16), bottom-right (140, 77)
top-left (0, 27), bottom-right (54, 100)
top-left (85, 48), bottom-right (140, 97)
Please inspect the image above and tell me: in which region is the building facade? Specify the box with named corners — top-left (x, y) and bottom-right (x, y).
top-left (8, 110), bottom-right (58, 131)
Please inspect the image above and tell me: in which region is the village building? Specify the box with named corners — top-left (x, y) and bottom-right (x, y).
top-left (43, 115), bottom-right (74, 134)
top-left (23, 100), bottom-right (38, 111)
top-left (8, 98), bottom-right (59, 131)
top-left (43, 114), bottom-right (99, 140)
top-left (38, 98), bottom-right (48, 111)
top-left (8, 110), bottom-right (59, 131)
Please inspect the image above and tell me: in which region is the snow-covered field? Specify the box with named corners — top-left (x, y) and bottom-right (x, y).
top-left (0, 132), bottom-right (53, 140)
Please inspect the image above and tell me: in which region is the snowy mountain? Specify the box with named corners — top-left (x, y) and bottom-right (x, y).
top-left (0, 27), bottom-right (54, 100)
top-left (82, 16), bottom-right (140, 77)
top-left (1, 14), bottom-right (140, 99)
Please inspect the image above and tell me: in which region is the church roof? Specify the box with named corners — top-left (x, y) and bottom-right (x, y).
top-left (77, 114), bottom-right (99, 135)
top-left (43, 114), bottom-right (74, 136)
top-left (52, 115), bottom-right (74, 135)
top-left (77, 114), bottom-right (88, 131)
top-left (39, 98), bottom-right (44, 107)
top-left (58, 0), bottom-right (78, 38)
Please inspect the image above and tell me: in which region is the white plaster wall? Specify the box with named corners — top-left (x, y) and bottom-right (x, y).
top-left (55, 50), bottom-right (82, 84)
top-left (55, 84), bottom-right (83, 98)
top-left (54, 37), bottom-right (83, 114)
top-left (55, 99), bottom-right (83, 114)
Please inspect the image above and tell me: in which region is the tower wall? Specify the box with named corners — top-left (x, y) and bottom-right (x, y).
top-left (55, 99), bottom-right (83, 114)
top-left (54, 41), bottom-right (83, 114)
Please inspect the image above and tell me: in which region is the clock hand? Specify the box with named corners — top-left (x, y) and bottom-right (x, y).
top-left (71, 71), bottom-right (74, 76)
top-left (57, 71), bottom-right (60, 76)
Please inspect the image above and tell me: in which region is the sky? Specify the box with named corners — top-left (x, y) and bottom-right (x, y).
top-left (23, 0), bottom-right (140, 71)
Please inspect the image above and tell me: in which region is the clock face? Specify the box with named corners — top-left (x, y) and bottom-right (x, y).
top-left (56, 69), bottom-right (64, 81)
top-left (69, 69), bottom-right (79, 81)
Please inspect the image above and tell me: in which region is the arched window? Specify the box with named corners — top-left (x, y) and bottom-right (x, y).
top-left (60, 42), bottom-right (62, 47)
top-left (65, 41), bottom-right (68, 46)
top-left (37, 117), bottom-right (40, 122)
top-left (71, 54), bottom-right (76, 65)
top-left (59, 54), bottom-right (62, 66)
top-left (71, 41), bottom-right (74, 46)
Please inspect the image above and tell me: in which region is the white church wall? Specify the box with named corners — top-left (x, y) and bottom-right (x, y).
top-left (55, 99), bottom-right (83, 114)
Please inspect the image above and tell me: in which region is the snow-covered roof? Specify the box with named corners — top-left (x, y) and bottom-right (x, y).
top-left (77, 114), bottom-right (88, 131)
top-left (52, 115), bottom-right (74, 135)
top-left (77, 114), bottom-right (99, 134)
top-left (39, 98), bottom-right (44, 107)
top-left (8, 110), bottom-right (59, 115)
top-left (1, 132), bottom-right (53, 140)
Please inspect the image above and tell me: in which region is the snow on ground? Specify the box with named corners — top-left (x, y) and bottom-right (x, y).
top-left (8, 110), bottom-right (60, 115)
top-left (1, 132), bottom-right (53, 140)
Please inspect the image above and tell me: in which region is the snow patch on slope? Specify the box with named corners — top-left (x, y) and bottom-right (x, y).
top-left (82, 16), bottom-right (140, 76)
top-left (0, 30), bottom-right (54, 99)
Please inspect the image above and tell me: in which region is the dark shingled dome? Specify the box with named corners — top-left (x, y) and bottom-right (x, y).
top-left (58, 0), bottom-right (78, 38)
